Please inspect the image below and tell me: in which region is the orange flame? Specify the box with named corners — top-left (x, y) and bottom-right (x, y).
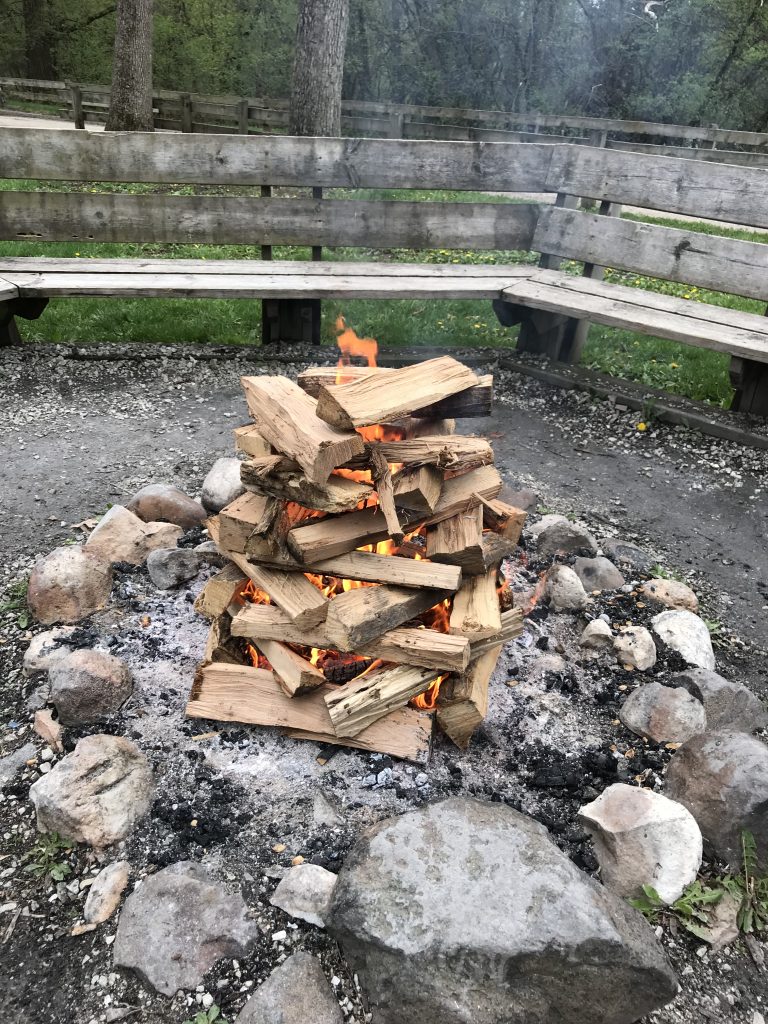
top-left (412, 674), bottom-right (448, 710)
top-left (335, 316), bottom-right (378, 383)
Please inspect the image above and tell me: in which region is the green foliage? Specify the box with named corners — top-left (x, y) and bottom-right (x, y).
top-left (648, 564), bottom-right (685, 582)
top-left (630, 832), bottom-right (768, 940)
top-left (0, 577), bottom-right (30, 630)
top-left (22, 832), bottom-right (76, 883)
top-left (182, 1006), bottom-right (226, 1024)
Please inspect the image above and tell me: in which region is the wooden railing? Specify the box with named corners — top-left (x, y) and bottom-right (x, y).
top-left (3, 75), bottom-right (768, 168)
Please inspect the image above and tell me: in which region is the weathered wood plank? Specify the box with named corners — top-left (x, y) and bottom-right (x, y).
top-left (427, 507), bottom-right (485, 575)
top-left (187, 663), bottom-right (433, 763)
top-left (325, 665), bottom-right (441, 738)
top-left (324, 586), bottom-right (451, 651)
top-left (241, 456), bottom-right (372, 513)
top-left (308, 550), bottom-right (461, 590)
top-left (0, 192), bottom-right (540, 251)
top-left (535, 206), bottom-right (768, 302)
top-left (469, 607), bottom-right (525, 660)
top-left (0, 277), bottom-right (18, 303)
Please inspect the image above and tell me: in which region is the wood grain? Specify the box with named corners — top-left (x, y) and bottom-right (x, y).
top-left (325, 665), bottom-right (441, 738)
top-left (449, 568), bottom-right (502, 640)
top-left (324, 585), bottom-right (451, 651)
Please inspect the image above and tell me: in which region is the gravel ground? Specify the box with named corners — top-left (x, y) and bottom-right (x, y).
top-left (1, 341), bottom-right (767, 1024)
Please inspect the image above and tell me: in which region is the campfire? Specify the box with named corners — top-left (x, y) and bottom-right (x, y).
top-left (186, 325), bottom-right (526, 761)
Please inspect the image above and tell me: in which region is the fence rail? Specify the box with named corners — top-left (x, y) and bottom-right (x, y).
top-left (3, 76), bottom-right (768, 167)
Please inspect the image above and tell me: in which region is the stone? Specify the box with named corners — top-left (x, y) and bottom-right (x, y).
top-left (619, 682), bottom-right (706, 744)
top-left (85, 505), bottom-right (182, 566)
top-left (146, 548), bottom-right (204, 590)
top-left (29, 734), bottom-right (153, 847)
top-left (201, 457), bottom-right (246, 513)
top-left (328, 797), bottom-right (677, 1024)
top-left (537, 520), bottom-right (598, 558)
top-left (665, 731), bottom-right (768, 867)
top-left (572, 556), bottom-right (625, 592)
top-left (500, 487), bottom-right (538, 512)
top-left (579, 619), bottom-right (613, 650)
top-left (270, 863), bottom-right (337, 927)
top-left (126, 483), bottom-right (207, 531)
top-left (313, 791), bottom-right (344, 827)
top-left (652, 610), bottom-right (716, 670)
top-left (113, 862), bottom-right (258, 996)
top-left (194, 540), bottom-right (229, 566)
top-left (235, 953), bottom-right (343, 1024)
top-left (23, 626), bottom-right (78, 675)
top-left (0, 742), bottom-right (36, 790)
top-left (84, 861), bottom-right (130, 924)
top-left (670, 669), bottom-right (768, 734)
top-left (49, 649), bottom-right (133, 726)
top-left (579, 784), bottom-right (702, 905)
top-left (613, 626), bottom-right (657, 671)
top-left (640, 578), bottom-right (699, 613)
top-left (27, 546), bottom-right (113, 625)
top-left (601, 539), bottom-right (655, 575)
top-left (528, 513), bottom-right (567, 542)
top-left (544, 564), bottom-right (589, 612)
top-left (33, 710), bottom-right (64, 753)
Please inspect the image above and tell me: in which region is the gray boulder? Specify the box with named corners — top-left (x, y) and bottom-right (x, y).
top-left (113, 862), bottom-right (258, 996)
top-left (126, 483), bottom-right (206, 531)
top-left (528, 513), bottom-right (568, 542)
top-left (49, 649), bottom-right (133, 726)
top-left (665, 731), bottom-right (768, 867)
top-left (0, 742), bottom-right (36, 790)
top-left (236, 953), bottom-right (343, 1024)
top-left (537, 520), bottom-right (599, 558)
top-left (27, 546), bottom-right (113, 625)
top-left (601, 540), bottom-right (655, 575)
top-left (619, 682), bottom-right (706, 744)
top-left (579, 618), bottom-right (614, 651)
top-left (573, 556), bottom-right (625, 592)
top-left (270, 863), bottom-right (337, 927)
top-left (670, 669), bottom-right (768, 734)
top-left (328, 797), bottom-right (677, 1024)
top-left (544, 564), bottom-right (589, 612)
top-left (85, 505), bottom-right (182, 566)
top-left (29, 734), bottom-right (153, 847)
top-left (652, 610), bottom-right (715, 670)
top-left (201, 457), bottom-right (246, 513)
top-left (146, 548), bottom-right (204, 590)
top-left (23, 626), bottom-right (77, 675)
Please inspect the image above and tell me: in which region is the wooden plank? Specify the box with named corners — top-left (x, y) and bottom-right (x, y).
top-left (241, 456), bottom-right (372, 513)
top-left (316, 357), bottom-right (479, 429)
top-left (502, 275), bottom-right (768, 364)
top-left (241, 376), bottom-right (364, 485)
top-left (324, 586), bottom-right (451, 651)
top-left (449, 568), bottom-right (501, 640)
top-left (254, 639), bottom-right (326, 697)
top-left (392, 464), bottom-right (443, 513)
top-left (308, 550), bottom-right (461, 590)
top-left (0, 192), bottom-right (539, 251)
top-left (427, 508), bottom-right (485, 575)
top-left (535, 206), bottom-right (768, 303)
top-left (325, 665), bottom-right (441, 738)
top-left (187, 663), bottom-right (432, 763)
top-left (0, 129), bottom-right (557, 191)
top-left (234, 424), bottom-right (272, 458)
top-left (0, 277), bottom-right (18, 303)
top-left (437, 644), bottom-right (502, 749)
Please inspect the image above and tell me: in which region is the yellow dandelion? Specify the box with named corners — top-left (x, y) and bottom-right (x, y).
top-left (636, 422), bottom-right (648, 432)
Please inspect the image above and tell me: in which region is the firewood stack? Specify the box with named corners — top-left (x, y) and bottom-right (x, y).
top-left (186, 356), bottom-right (527, 763)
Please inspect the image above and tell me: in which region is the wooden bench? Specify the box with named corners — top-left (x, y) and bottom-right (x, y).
top-left (1, 128), bottom-right (768, 413)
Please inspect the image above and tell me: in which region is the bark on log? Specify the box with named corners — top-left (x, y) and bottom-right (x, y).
top-left (289, 0), bottom-right (350, 138)
top-left (105, 0), bottom-right (154, 132)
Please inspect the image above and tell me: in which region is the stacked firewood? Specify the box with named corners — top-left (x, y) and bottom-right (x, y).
top-left (186, 357), bottom-right (526, 763)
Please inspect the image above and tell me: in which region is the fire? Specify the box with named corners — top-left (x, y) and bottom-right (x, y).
top-left (239, 580), bottom-right (271, 605)
top-left (412, 674), bottom-right (447, 710)
top-left (525, 572), bottom-right (548, 615)
top-left (421, 597), bottom-right (451, 634)
top-left (335, 316), bottom-right (377, 383)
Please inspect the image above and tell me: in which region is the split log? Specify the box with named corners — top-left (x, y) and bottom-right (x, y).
top-left (209, 512), bottom-right (299, 567)
top-left (392, 464), bottom-right (443, 514)
top-left (324, 585), bottom-right (451, 651)
top-left (469, 608), bottom-right (525, 661)
top-left (480, 496), bottom-right (527, 546)
top-left (218, 492), bottom-right (280, 553)
top-left (194, 563), bottom-right (247, 620)
top-left (234, 423), bottom-right (272, 457)
top-left (437, 644), bottom-right (502, 749)
top-left (370, 447), bottom-right (403, 544)
top-left (325, 665), bottom-right (441, 739)
top-left (426, 464), bottom-right (502, 525)
top-left (241, 455), bottom-right (372, 513)
top-left (231, 604), bottom-right (469, 672)
top-left (241, 375), bottom-right (365, 484)
top-left (449, 567), bottom-right (502, 640)
top-left (427, 508), bottom-right (485, 575)
top-left (224, 549), bottom-right (329, 628)
top-left (202, 615), bottom-right (243, 666)
top-left (315, 357), bottom-right (479, 429)
top-left (308, 551), bottom-right (461, 590)
top-left (187, 663), bottom-right (432, 763)
top-left (370, 435), bottom-right (493, 471)
top-left (254, 639), bottom-right (326, 697)
top-left (298, 366), bottom-right (491, 419)
top-left (401, 417), bottom-right (456, 438)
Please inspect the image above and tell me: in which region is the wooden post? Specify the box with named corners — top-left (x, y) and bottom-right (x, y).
top-left (730, 302), bottom-right (768, 414)
top-left (387, 110), bottom-right (404, 139)
top-left (264, 186), bottom-right (322, 346)
top-left (69, 83), bottom-right (85, 130)
top-left (0, 298), bottom-right (48, 347)
top-left (180, 92), bottom-right (193, 133)
top-left (237, 98), bottom-right (249, 135)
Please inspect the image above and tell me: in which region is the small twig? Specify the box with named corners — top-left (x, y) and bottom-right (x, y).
top-left (2, 907), bottom-right (21, 944)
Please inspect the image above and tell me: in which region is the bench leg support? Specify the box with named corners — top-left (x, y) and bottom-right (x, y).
top-left (262, 299), bottom-right (321, 346)
top-left (0, 298), bottom-right (49, 347)
top-left (730, 356), bottom-right (768, 416)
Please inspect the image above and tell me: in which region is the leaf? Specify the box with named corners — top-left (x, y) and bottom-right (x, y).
top-left (641, 884), bottom-right (663, 905)
top-left (209, 1008), bottom-right (221, 1023)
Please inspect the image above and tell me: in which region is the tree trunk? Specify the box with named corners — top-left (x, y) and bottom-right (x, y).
top-left (105, 0), bottom-right (154, 132)
top-left (23, 0), bottom-right (57, 79)
top-left (289, 0), bottom-right (350, 136)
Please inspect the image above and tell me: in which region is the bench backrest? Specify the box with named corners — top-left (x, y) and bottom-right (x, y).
top-left (1, 129), bottom-right (768, 302)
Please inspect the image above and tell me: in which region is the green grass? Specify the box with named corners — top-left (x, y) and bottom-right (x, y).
top-left (1, 177), bottom-right (759, 406)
